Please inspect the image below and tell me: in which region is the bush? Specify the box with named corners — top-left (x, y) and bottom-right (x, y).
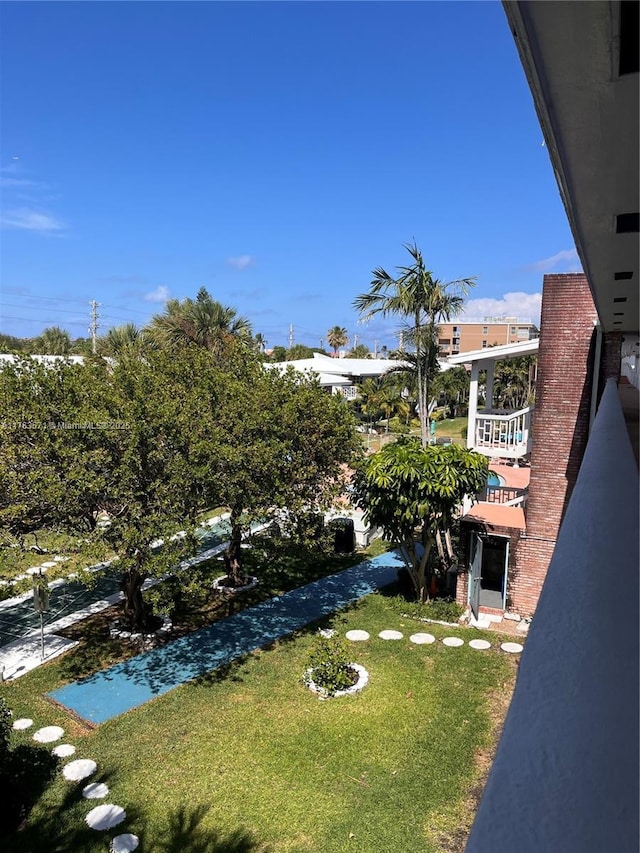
top-left (303, 635), bottom-right (358, 696)
top-left (387, 417), bottom-right (410, 434)
top-left (388, 595), bottom-right (464, 623)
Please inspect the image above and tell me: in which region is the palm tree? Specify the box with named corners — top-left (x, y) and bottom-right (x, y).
top-left (353, 242), bottom-right (475, 447)
top-left (432, 365), bottom-right (470, 418)
top-left (147, 287), bottom-right (253, 359)
top-left (254, 332), bottom-right (267, 354)
top-left (98, 323), bottom-right (152, 357)
top-left (327, 326), bottom-right (348, 356)
top-left (358, 378), bottom-right (384, 436)
top-left (35, 326), bottom-right (72, 355)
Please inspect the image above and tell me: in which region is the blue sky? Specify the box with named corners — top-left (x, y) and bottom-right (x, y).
top-left (0, 1), bottom-right (580, 350)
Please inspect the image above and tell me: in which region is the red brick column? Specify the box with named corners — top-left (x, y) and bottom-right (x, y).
top-left (511, 273), bottom-right (598, 616)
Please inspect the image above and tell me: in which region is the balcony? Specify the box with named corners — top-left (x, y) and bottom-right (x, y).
top-left (465, 379), bottom-right (639, 852)
top-left (473, 406), bottom-right (533, 459)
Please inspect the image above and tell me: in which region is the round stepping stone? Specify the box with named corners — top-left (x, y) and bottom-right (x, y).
top-left (469, 639), bottom-right (492, 650)
top-left (111, 833), bottom-right (139, 853)
top-left (318, 628), bottom-right (336, 638)
top-left (85, 803), bottom-right (126, 830)
top-left (63, 758), bottom-right (97, 781)
top-left (33, 725), bottom-right (64, 743)
top-left (41, 561), bottom-right (57, 568)
top-left (501, 642), bottom-right (523, 654)
top-left (409, 633), bottom-right (436, 645)
top-left (378, 630), bottom-right (403, 640)
top-left (442, 637), bottom-right (464, 647)
top-left (52, 744), bottom-right (76, 758)
top-left (345, 630), bottom-right (369, 642)
top-left (83, 782), bottom-right (109, 799)
top-left (12, 718), bottom-right (33, 730)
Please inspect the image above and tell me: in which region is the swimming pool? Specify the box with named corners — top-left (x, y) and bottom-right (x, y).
top-left (487, 471), bottom-right (506, 487)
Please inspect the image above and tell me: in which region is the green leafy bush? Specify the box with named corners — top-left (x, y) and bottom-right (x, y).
top-left (388, 595), bottom-right (464, 623)
top-left (387, 417), bottom-right (410, 434)
top-left (304, 635), bottom-right (358, 696)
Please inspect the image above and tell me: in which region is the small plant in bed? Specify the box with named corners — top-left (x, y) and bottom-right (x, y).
top-left (303, 635), bottom-right (361, 698)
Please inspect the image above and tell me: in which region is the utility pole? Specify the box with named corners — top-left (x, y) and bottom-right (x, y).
top-left (320, 338), bottom-right (324, 350)
top-left (288, 324), bottom-right (294, 349)
top-left (353, 333), bottom-right (358, 351)
top-left (89, 300), bottom-right (100, 354)
top-left (399, 331), bottom-right (405, 351)
top-left (374, 339), bottom-right (379, 358)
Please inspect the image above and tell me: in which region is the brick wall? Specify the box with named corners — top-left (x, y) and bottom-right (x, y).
top-left (600, 332), bottom-right (623, 394)
top-left (511, 273), bottom-right (598, 616)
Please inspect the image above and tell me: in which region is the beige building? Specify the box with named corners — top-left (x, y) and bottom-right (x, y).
top-left (437, 318), bottom-right (538, 355)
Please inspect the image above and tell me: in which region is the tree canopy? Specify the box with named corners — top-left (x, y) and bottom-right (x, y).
top-left (353, 438), bottom-right (487, 601)
top-left (0, 345), bottom-right (361, 627)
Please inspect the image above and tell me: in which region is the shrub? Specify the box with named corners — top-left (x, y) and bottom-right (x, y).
top-left (387, 417), bottom-right (410, 434)
top-left (388, 595), bottom-right (464, 623)
top-left (303, 635), bottom-right (358, 696)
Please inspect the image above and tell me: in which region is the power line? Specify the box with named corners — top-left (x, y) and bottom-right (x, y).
top-left (1, 315), bottom-right (89, 328)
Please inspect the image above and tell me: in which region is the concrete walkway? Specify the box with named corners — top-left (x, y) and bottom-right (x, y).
top-left (49, 552), bottom-right (404, 725)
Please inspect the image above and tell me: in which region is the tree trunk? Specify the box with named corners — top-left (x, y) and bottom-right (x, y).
top-left (121, 552), bottom-right (149, 631)
top-left (223, 507), bottom-right (245, 586)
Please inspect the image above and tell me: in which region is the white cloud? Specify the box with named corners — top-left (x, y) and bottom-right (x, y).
top-left (458, 292), bottom-right (543, 325)
top-left (527, 248), bottom-right (582, 273)
top-left (227, 254), bottom-right (254, 270)
top-left (0, 208), bottom-right (66, 233)
top-left (144, 285), bottom-right (170, 303)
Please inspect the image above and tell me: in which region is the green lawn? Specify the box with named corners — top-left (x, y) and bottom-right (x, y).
top-left (1, 593), bottom-right (516, 853)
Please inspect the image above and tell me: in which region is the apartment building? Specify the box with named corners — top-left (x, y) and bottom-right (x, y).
top-left (437, 318), bottom-right (538, 355)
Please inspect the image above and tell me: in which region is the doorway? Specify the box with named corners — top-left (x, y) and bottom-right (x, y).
top-left (478, 534), bottom-right (509, 609)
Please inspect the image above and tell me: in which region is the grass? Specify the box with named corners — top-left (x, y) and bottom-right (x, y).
top-left (0, 587), bottom-right (517, 853)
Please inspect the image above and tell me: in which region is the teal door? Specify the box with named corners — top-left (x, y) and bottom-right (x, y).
top-left (469, 533), bottom-right (483, 620)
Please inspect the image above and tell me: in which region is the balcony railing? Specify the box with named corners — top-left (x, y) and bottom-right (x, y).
top-left (473, 406), bottom-right (533, 458)
top-left (479, 485), bottom-right (527, 506)
top-left (465, 379), bottom-right (639, 853)
top-left (339, 385), bottom-right (359, 400)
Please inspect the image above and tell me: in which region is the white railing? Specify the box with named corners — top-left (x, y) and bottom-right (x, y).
top-left (339, 385), bottom-right (359, 400)
top-left (466, 379), bottom-right (639, 853)
top-left (473, 406), bottom-right (533, 458)
top-left (481, 485), bottom-right (528, 506)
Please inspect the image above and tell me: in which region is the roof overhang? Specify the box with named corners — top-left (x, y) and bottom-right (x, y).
top-left (447, 337), bottom-right (539, 366)
top-left (503, 1), bottom-right (639, 336)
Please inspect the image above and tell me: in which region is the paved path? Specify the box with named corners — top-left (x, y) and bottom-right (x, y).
top-left (48, 552), bottom-right (404, 725)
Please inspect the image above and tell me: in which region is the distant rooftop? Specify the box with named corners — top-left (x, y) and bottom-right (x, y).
top-left (445, 317), bottom-right (538, 325)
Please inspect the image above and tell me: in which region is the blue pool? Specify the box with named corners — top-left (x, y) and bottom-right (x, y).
top-left (487, 471), bottom-right (506, 487)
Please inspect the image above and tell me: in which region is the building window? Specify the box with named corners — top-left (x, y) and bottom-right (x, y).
top-left (482, 340), bottom-right (487, 348)
top-left (453, 326), bottom-right (460, 334)
top-left (482, 326), bottom-right (488, 334)
top-left (510, 326), bottom-right (517, 335)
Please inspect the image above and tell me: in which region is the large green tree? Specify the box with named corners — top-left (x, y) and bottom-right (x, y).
top-left (211, 361), bottom-right (361, 585)
top-left (353, 438), bottom-right (488, 601)
top-left (0, 350), bottom-right (223, 628)
top-left (354, 242), bottom-right (475, 448)
top-left (1, 346), bottom-right (362, 625)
